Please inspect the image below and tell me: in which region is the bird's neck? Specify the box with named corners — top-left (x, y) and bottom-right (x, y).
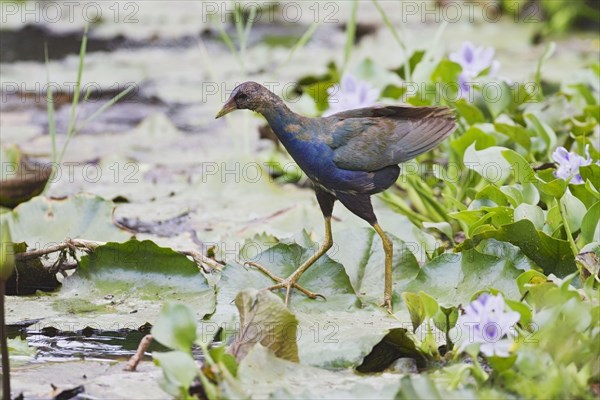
top-left (257, 99), bottom-right (306, 141)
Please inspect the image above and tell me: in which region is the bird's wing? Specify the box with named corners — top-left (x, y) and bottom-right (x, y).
top-left (326, 106), bottom-right (456, 171)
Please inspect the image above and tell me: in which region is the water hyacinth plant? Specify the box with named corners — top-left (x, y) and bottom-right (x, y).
top-left (449, 42), bottom-right (500, 97)
top-left (454, 293), bottom-right (520, 358)
top-left (552, 145), bottom-right (593, 184)
top-left (323, 73), bottom-right (380, 116)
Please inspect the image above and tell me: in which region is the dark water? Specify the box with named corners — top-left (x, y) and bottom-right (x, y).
top-left (8, 322), bottom-right (161, 361)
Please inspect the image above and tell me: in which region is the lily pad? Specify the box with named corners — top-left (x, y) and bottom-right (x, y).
top-left (238, 345), bottom-right (403, 399)
top-left (6, 193), bottom-right (131, 248)
top-left (209, 235), bottom-right (412, 368)
top-left (6, 239), bottom-right (216, 329)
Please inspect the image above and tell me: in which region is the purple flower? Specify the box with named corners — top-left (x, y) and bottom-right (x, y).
top-left (552, 146), bottom-right (593, 184)
top-left (449, 42), bottom-right (500, 98)
top-left (454, 293), bottom-right (520, 357)
top-left (323, 73), bottom-right (380, 117)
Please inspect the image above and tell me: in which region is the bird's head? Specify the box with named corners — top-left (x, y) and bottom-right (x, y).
top-left (215, 81), bottom-right (272, 118)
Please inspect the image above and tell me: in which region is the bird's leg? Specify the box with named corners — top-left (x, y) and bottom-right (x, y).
top-left (246, 216), bottom-right (333, 306)
top-left (373, 223), bottom-right (393, 313)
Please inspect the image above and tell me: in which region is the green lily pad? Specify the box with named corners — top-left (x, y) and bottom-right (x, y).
top-left (6, 193), bottom-right (130, 247)
top-left (238, 345), bottom-right (403, 399)
top-left (333, 228), bottom-right (420, 308)
top-left (209, 234), bottom-right (413, 369)
top-left (6, 239), bottom-right (216, 329)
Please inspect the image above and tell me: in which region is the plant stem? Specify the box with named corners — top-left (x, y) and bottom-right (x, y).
top-left (0, 280), bottom-right (10, 400)
top-left (559, 197), bottom-right (579, 256)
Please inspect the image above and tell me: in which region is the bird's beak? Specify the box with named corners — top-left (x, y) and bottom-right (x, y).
top-left (215, 98), bottom-right (237, 119)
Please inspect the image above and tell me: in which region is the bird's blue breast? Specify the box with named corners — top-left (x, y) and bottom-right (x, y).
top-left (282, 131), bottom-right (375, 193)
top-left (265, 109), bottom-right (378, 194)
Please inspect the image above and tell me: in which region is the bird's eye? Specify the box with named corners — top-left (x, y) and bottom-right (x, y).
top-left (237, 93), bottom-right (248, 101)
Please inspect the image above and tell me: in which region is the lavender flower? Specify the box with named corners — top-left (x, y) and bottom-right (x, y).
top-left (552, 146), bottom-right (593, 184)
top-left (323, 73), bottom-right (380, 117)
top-left (449, 42), bottom-right (500, 98)
top-left (454, 293), bottom-right (520, 357)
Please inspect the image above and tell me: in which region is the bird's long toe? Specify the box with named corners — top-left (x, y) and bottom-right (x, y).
top-left (245, 261), bottom-right (285, 283)
top-left (381, 298), bottom-right (393, 314)
top-left (245, 262), bottom-right (324, 305)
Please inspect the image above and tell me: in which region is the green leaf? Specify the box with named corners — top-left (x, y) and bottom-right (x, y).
top-left (402, 292), bottom-right (425, 332)
top-left (580, 164), bottom-right (600, 190)
top-left (560, 190), bottom-right (586, 233)
top-left (500, 149), bottom-right (536, 184)
top-left (153, 350), bottom-right (198, 397)
top-left (482, 79), bottom-right (512, 118)
top-left (524, 113), bottom-right (557, 158)
top-left (487, 354), bottom-right (517, 372)
top-left (581, 201), bottom-right (600, 243)
top-left (462, 219), bottom-right (576, 277)
top-left (229, 289), bottom-right (299, 362)
top-left (394, 50), bottom-right (425, 80)
top-left (514, 204), bottom-right (545, 230)
top-left (0, 221), bottom-right (15, 281)
top-left (152, 303), bottom-right (198, 352)
top-left (495, 123), bottom-right (531, 150)
top-left (476, 239), bottom-right (538, 271)
top-left (403, 249), bottom-right (522, 305)
top-left (432, 59), bottom-right (462, 85)
top-left (517, 269), bottom-right (548, 295)
top-left (450, 126), bottom-right (496, 160)
top-left (432, 306), bottom-right (459, 338)
top-left (454, 99), bottom-right (485, 125)
top-left (476, 185), bottom-right (512, 207)
top-left (464, 144), bottom-right (512, 185)
top-left (418, 291), bottom-right (439, 318)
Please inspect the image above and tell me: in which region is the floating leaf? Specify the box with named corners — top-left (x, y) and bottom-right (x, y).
top-left (5, 193), bottom-right (130, 247)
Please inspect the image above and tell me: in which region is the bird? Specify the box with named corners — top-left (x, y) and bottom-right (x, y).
top-left (216, 82), bottom-right (456, 312)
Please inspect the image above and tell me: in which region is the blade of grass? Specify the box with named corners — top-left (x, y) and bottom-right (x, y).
top-left (76, 84), bottom-right (135, 132)
top-left (43, 44), bottom-right (57, 194)
top-left (44, 44), bottom-right (56, 165)
top-left (371, 0), bottom-right (410, 81)
top-left (343, 0), bottom-right (358, 71)
top-left (58, 23), bottom-right (88, 164)
top-left (280, 21), bottom-right (320, 69)
top-left (214, 18), bottom-right (245, 72)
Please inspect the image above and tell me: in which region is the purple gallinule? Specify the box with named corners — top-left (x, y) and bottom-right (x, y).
top-left (216, 82), bottom-right (456, 311)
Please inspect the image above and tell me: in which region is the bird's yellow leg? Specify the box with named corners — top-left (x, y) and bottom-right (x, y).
top-left (246, 217), bottom-right (333, 306)
top-left (373, 223), bottom-right (393, 313)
